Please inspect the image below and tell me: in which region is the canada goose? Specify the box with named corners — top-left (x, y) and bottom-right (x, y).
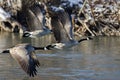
top-left (2, 43), bottom-right (44, 77)
top-left (23, 4), bottom-right (51, 38)
top-left (43, 8), bottom-right (93, 50)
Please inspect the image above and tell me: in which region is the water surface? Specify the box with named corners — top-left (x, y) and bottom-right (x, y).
top-left (0, 32), bottom-right (120, 80)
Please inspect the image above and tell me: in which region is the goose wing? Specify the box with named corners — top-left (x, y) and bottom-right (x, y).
top-left (9, 44), bottom-right (40, 77)
top-left (51, 16), bottom-right (67, 42)
top-left (51, 11), bottom-right (74, 42)
top-left (31, 5), bottom-right (46, 29)
top-left (27, 8), bottom-right (43, 31)
top-left (58, 11), bottom-right (74, 40)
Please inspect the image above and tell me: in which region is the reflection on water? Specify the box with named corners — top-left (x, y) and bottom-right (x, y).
top-left (0, 32), bottom-right (120, 80)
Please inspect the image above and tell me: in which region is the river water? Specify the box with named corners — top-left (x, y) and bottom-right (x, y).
top-left (0, 32), bottom-right (120, 80)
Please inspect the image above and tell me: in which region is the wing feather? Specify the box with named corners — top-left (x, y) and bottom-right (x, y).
top-left (30, 5), bottom-right (45, 28)
top-left (58, 11), bottom-right (74, 40)
top-left (51, 11), bottom-right (73, 42)
top-left (51, 17), bottom-right (62, 42)
top-left (10, 46), bottom-right (40, 77)
top-left (27, 9), bottom-right (43, 31)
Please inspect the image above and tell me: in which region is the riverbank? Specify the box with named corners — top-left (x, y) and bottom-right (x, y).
top-left (0, 0), bottom-right (120, 36)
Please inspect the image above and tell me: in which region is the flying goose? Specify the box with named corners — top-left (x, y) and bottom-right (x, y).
top-left (2, 43), bottom-right (43, 77)
top-left (42, 8), bottom-right (93, 50)
top-left (22, 4), bottom-right (51, 38)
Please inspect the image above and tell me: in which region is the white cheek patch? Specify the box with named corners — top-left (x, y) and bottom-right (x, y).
top-left (54, 43), bottom-right (65, 49)
top-left (44, 47), bottom-right (48, 50)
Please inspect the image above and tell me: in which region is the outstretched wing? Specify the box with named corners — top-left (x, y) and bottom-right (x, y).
top-left (10, 45), bottom-right (40, 77)
top-left (26, 7), bottom-right (43, 31)
top-left (51, 10), bottom-right (74, 42)
top-left (51, 16), bottom-right (63, 42)
top-left (30, 4), bottom-right (46, 29)
top-left (58, 11), bottom-right (74, 40)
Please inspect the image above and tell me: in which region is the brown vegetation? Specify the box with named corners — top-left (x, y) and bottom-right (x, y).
top-left (0, 0), bottom-right (120, 36)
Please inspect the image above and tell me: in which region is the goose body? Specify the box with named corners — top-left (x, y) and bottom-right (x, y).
top-left (45, 37), bottom-right (91, 50)
top-left (45, 40), bottom-right (78, 50)
top-left (23, 29), bottom-right (51, 38)
top-left (23, 4), bottom-right (51, 38)
top-left (44, 7), bottom-right (92, 50)
top-left (2, 43), bottom-right (42, 77)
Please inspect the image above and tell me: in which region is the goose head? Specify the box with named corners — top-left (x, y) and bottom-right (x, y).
top-left (22, 32), bottom-right (31, 37)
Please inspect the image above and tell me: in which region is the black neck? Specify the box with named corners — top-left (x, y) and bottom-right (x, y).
top-left (78, 37), bottom-right (93, 43)
top-left (34, 44), bottom-right (54, 50)
top-left (34, 47), bottom-right (46, 50)
top-left (78, 38), bottom-right (88, 43)
top-left (2, 49), bottom-right (10, 53)
top-left (33, 46), bottom-right (51, 50)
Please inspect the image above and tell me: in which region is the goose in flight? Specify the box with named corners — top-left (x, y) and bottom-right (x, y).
top-left (22, 4), bottom-right (51, 38)
top-left (2, 43), bottom-right (43, 77)
top-left (43, 7), bottom-right (93, 50)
